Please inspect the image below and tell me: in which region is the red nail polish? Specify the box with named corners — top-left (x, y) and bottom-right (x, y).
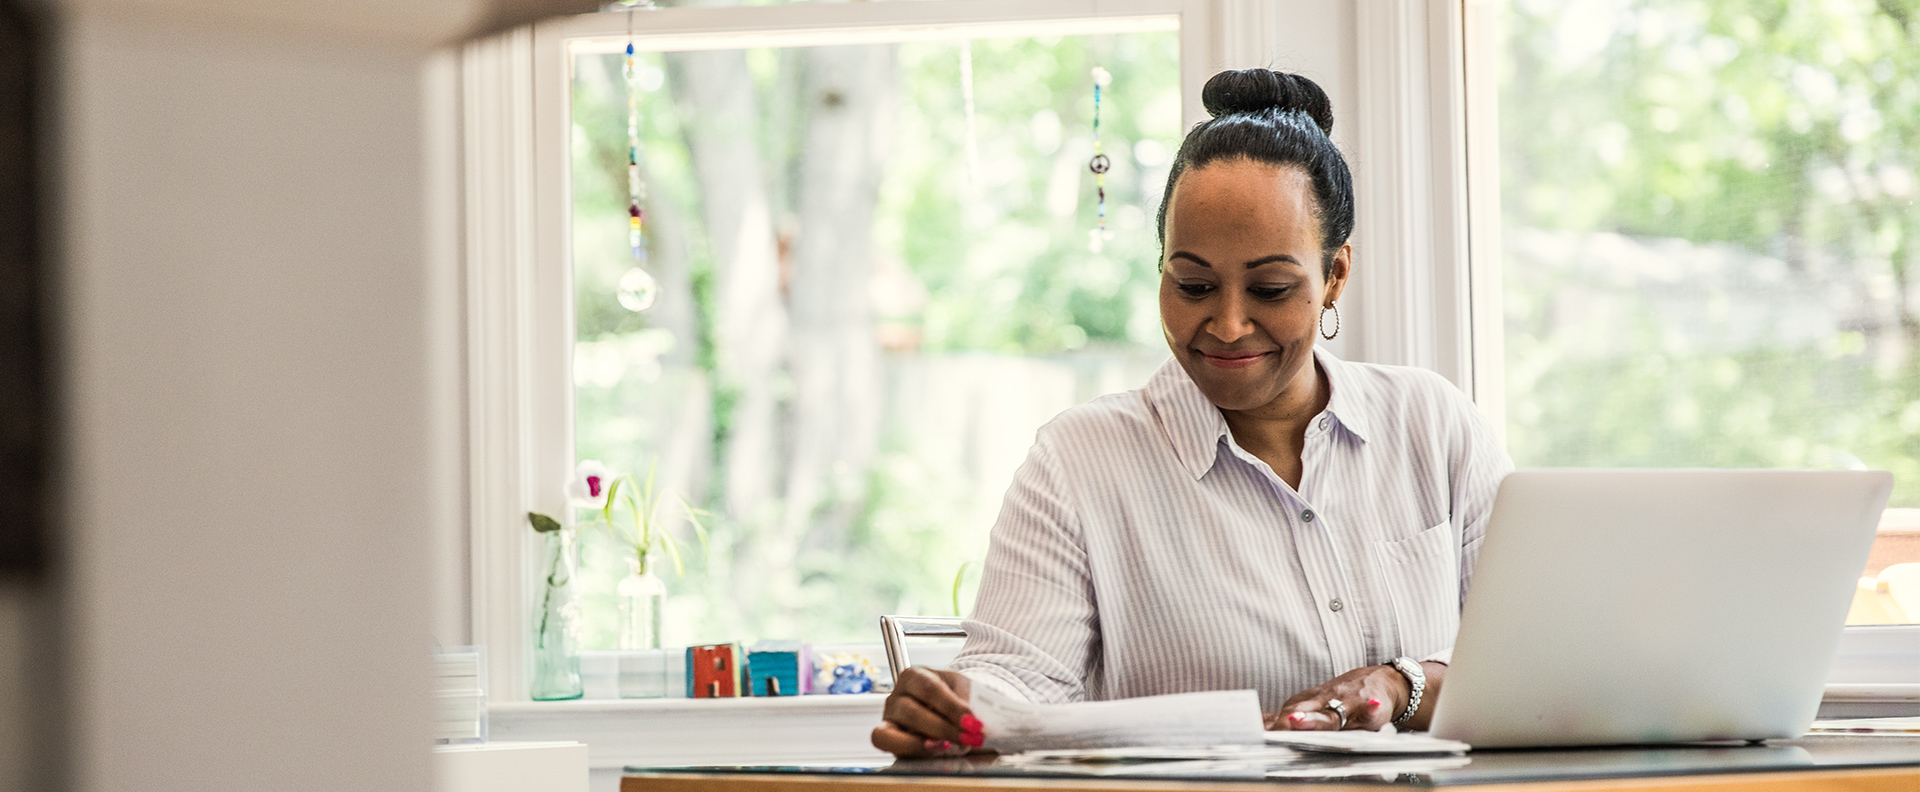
top-left (961, 714), bottom-right (983, 732)
top-left (1368, 698), bottom-right (1382, 708)
top-left (1287, 712), bottom-right (1303, 722)
top-left (960, 732), bottom-right (984, 748)
top-left (923, 738), bottom-right (942, 751)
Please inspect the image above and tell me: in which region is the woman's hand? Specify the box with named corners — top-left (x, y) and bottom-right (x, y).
top-left (1267, 662), bottom-right (1447, 731)
top-left (1266, 665), bottom-right (1407, 731)
top-left (871, 667), bottom-right (985, 757)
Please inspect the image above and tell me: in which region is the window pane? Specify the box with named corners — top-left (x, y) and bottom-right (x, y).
top-left (571, 33), bottom-right (1179, 647)
top-left (1495, 0), bottom-right (1920, 623)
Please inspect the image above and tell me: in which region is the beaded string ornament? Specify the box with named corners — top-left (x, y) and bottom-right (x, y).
top-left (1087, 67), bottom-right (1115, 253)
top-left (617, 2), bottom-right (659, 313)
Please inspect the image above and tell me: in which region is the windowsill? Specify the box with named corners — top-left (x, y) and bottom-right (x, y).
top-left (488, 694), bottom-right (889, 770)
top-left (1825, 624), bottom-right (1920, 717)
top-left (489, 682), bottom-right (1920, 711)
top-left (489, 683), bottom-right (1918, 771)
top-left (1823, 684), bottom-right (1920, 701)
top-left (1819, 684), bottom-right (1920, 719)
top-left (488, 627), bottom-right (1920, 769)
top-left (490, 693), bottom-right (886, 715)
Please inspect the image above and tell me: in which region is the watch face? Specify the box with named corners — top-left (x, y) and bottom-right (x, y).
top-left (1397, 658), bottom-right (1424, 684)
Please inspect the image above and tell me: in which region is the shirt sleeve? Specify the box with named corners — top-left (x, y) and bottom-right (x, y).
top-left (948, 436), bottom-right (1100, 705)
top-left (1447, 387), bottom-right (1514, 607)
top-left (1423, 374), bottom-right (1513, 666)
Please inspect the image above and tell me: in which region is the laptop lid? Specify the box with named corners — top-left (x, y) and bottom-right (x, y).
top-left (1429, 469), bottom-right (1891, 748)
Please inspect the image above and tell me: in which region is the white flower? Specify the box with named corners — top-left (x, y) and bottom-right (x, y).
top-left (1091, 67), bottom-right (1112, 87)
top-left (568, 460), bottom-right (614, 509)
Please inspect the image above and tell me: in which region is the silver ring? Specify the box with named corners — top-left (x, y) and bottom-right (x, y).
top-left (1323, 698), bottom-right (1348, 729)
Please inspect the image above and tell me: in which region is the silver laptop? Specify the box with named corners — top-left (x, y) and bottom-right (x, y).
top-left (1429, 469), bottom-right (1891, 748)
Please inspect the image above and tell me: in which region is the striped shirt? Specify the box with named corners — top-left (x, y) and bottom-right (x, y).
top-left (950, 347), bottom-right (1513, 712)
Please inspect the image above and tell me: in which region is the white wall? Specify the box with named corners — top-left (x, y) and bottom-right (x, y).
top-left (1220, 0), bottom-right (1470, 383)
top-left (1214, 0), bottom-right (1359, 361)
top-left (0, 589), bottom-right (18, 792)
top-left (49, 6), bottom-right (457, 791)
top-left (0, 584), bottom-right (44, 791)
top-left (1224, 0), bottom-right (1357, 150)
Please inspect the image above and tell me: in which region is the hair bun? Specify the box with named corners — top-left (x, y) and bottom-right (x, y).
top-left (1200, 69), bottom-right (1334, 135)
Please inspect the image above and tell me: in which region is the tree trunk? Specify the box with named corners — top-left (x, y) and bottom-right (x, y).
top-left (783, 44), bottom-right (895, 567)
top-left (642, 196), bottom-right (713, 508)
top-left (664, 49), bottom-right (787, 528)
top-left (644, 185), bottom-right (701, 370)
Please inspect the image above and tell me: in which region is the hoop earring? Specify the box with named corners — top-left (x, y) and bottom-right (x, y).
top-left (1319, 302), bottom-right (1340, 340)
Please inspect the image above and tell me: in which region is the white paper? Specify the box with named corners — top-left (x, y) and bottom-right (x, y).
top-left (1264, 728), bottom-right (1470, 755)
top-left (1265, 755), bottom-right (1472, 779)
top-left (1809, 716), bottom-right (1920, 734)
top-left (1008, 745), bottom-right (1303, 764)
top-left (970, 686), bottom-right (1265, 754)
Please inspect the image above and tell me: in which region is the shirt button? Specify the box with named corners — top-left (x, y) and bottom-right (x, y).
top-left (1329, 598), bottom-right (1344, 612)
top-left (1319, 416), bottom-right (1332, 431)
top-left (1301, 509), bottom-right (1316, 523)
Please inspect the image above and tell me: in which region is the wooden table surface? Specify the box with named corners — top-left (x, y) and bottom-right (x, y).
top-left (622, 765), bottom-right (1919, 792)
top-left (622, 736), bottom-right (1920, 792)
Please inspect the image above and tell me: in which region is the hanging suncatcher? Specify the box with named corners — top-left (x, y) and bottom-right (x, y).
top-left (617, 3), bottom-right (659, 313)
top-left (1087, 66), bottom-right (1114, 254)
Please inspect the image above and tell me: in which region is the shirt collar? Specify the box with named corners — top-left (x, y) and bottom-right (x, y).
top-left (1317, 347), bottom-right (1373, 444)
top-left (1145, 346), bottom-right (1371, 481)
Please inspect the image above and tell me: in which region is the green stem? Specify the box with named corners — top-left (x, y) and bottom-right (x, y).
top-left (537, 538), bottom-right (565, 645)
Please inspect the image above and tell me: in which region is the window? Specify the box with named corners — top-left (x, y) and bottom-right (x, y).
top-left (480, 0), bottom-right (1911, 709)
top-left (1483, 0), bottom-right (1920, 624)
top-left (564, 19), bottom-right (1182, 647)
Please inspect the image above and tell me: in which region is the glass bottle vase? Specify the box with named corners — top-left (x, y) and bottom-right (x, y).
top-left (617, 554), bottom-right (667, 651)
top-left (529, 530), bottom-right (583, 701)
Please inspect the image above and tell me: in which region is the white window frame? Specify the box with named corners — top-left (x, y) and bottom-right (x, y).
top-left (461, 0), bottom-right (1511, 707)
top-left (1346, 0), bottom-right (1481, 400)
top-left (465, 0), bottom-right (1918, 718)
top-left (463, 1), bottom-right (1483, 770)
top-left (1454, 0), bottom-right (1920, 697)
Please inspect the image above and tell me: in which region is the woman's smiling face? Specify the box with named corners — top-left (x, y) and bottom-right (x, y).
top-left (1159, 159), bottom-right (1350, 413)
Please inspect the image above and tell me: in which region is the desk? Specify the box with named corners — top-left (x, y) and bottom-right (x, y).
top-left (622, 735), bottom-right (1920, 792)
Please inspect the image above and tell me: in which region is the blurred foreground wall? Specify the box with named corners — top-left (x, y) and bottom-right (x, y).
top-left (0, 0), bottom-right (574, 789)
top-left (52, 10), bottom-right (439, 789)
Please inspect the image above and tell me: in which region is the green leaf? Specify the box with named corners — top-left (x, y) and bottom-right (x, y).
top-left (951, 560), bottom-right (979, 617)
top-left (675, 494), bottom-right (711, 556)
top-left (657, 525), bottom-right (685, 576)
top-left (600, 476), bottom-right (622, 526)
top-left (641, 465), bottom-right (659, 546)
top-left (584, 518), bottom-right (637, 554)
top-left (528, 512), bottom-right (563, 534)
top-left (624, 488), bottom-right (644, 545)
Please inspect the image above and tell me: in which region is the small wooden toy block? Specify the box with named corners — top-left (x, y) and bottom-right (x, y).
top-left (745, 640), bottom-right (811, 697)
top-left (686, 643), bottom-right (743, 698)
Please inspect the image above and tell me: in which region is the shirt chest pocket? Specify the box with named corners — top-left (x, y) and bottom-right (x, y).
top-left (1367, 521), bottom-right (1462, 659)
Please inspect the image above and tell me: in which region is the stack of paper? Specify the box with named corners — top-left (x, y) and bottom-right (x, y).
top-left (1265, 755), bottom-right (1473, 779)
top-left (964, 686), bottom-right (1472, 759)
top-left (433, 646), bottom-right (487, 744)
top-left (1809, 716), bottom-right (1920, 734)
top-left (1009, 745), bottom-right (1305, 764)
top-left (969, 687), bottom-right (1265, 754)
top-left (1264, 729), bottom-right (1469, 755)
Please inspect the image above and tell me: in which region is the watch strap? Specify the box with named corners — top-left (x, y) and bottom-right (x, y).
top-left (1389, 656), bottom-right (1425, 726)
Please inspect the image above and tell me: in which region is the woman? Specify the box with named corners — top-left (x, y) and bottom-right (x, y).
top-left (872, 68), bottom-right (1511, 757)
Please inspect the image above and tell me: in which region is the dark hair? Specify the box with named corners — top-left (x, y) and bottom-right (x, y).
top-left (1156, 69), bottom-right (1354, 276)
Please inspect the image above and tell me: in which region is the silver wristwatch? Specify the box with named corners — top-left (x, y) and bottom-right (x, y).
top-left (1388, 656), bottom-right (1425, 726)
